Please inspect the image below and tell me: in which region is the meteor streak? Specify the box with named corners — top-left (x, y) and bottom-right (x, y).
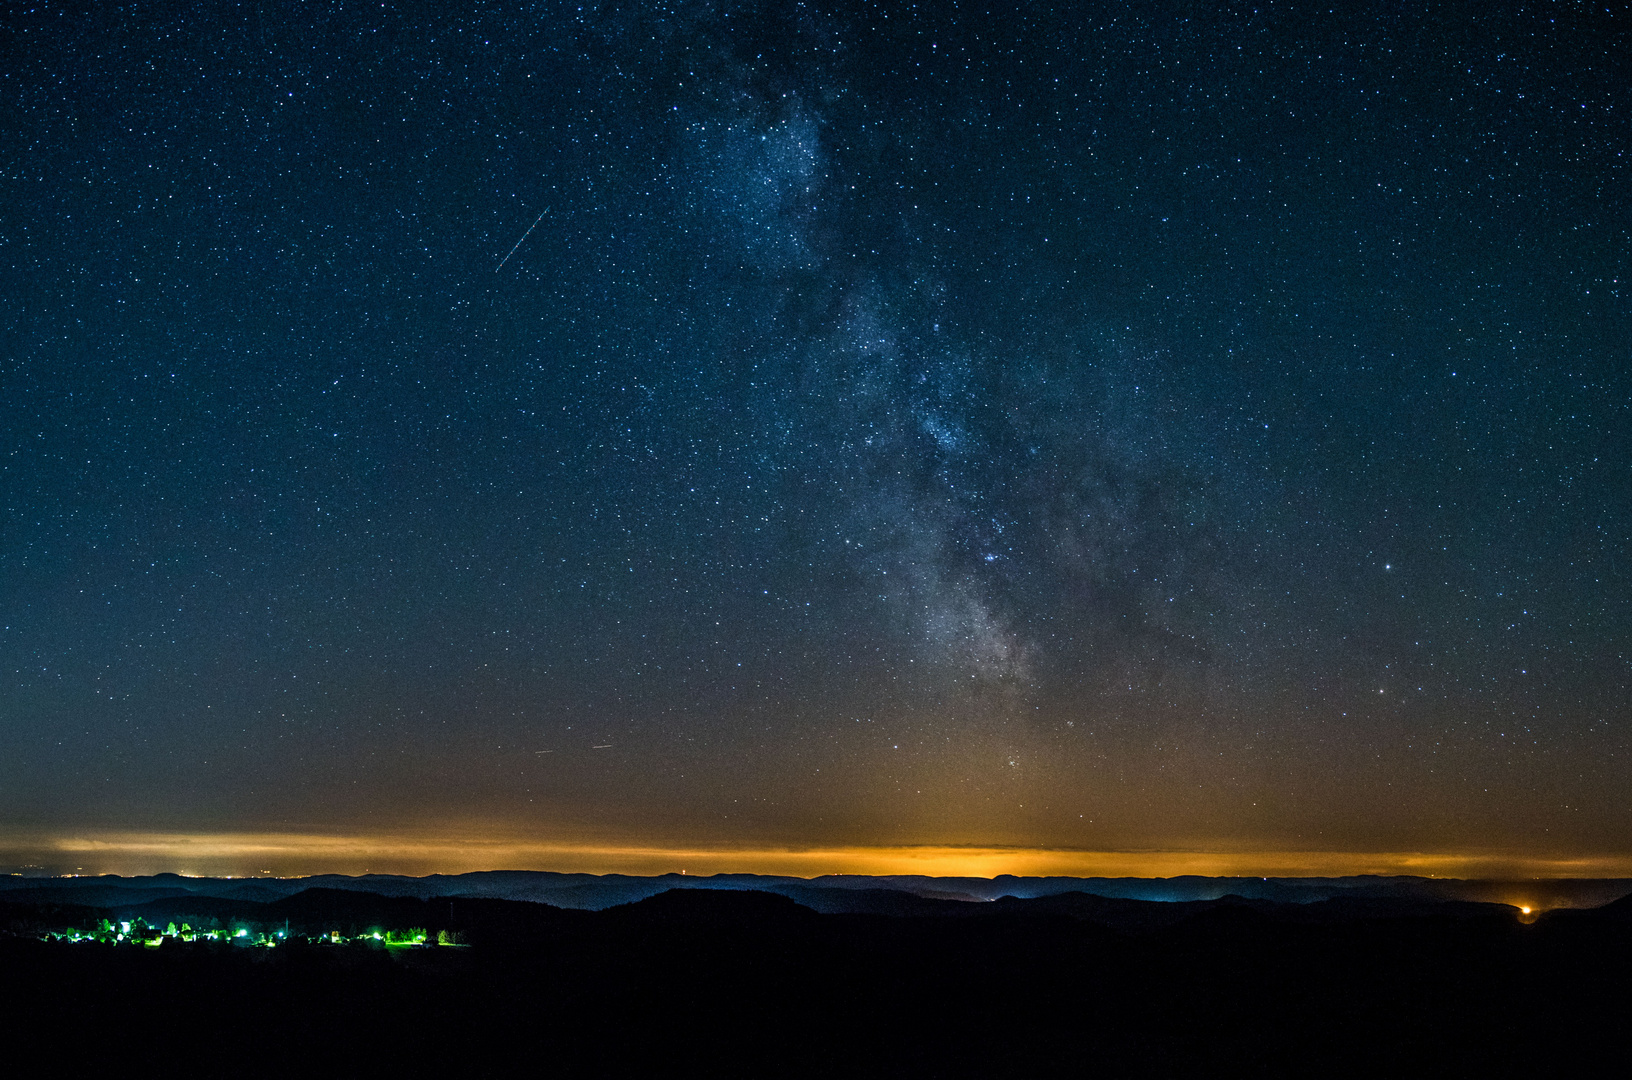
top-left (496, 208), bottom-right (548, 271)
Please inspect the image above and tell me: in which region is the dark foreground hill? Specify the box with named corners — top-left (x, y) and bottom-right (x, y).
top-left (3, 886), bottom-right (1630, 1076)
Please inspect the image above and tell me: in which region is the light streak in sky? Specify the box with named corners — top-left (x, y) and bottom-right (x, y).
top-left (495, 208), bottom-right (549, 271)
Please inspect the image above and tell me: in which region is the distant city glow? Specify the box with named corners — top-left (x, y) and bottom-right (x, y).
top-left (6, 830), bottom-right (1631, 880)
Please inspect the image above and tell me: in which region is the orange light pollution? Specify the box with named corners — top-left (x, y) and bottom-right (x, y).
top-left (7, 830), bottom-right (1631, 882)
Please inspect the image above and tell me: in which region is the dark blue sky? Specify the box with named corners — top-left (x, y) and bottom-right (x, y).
top-left (3, 1), bottom-right (1627, 865)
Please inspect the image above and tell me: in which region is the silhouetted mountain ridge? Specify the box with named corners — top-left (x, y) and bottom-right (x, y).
top-left (4, 880), bottom-right (1629, 1075)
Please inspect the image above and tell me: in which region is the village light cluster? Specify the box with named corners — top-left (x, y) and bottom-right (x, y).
top-left (44, 918), bottom-right (460, 948)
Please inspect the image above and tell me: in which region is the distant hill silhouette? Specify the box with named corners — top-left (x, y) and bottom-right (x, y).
top-left (7, 870), bottom-right (1630, 919)
top-left (2, 880), bottom-right (1629, 1074)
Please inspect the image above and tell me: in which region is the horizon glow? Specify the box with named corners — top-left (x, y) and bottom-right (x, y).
top-left (6, 831), bottom-right (1631, 882)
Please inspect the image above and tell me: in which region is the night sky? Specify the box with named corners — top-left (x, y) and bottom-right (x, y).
top-left (4, 2), bottom-right (1628, 876)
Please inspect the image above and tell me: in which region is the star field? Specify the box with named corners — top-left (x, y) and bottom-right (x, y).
top-left (2, 1), bottom-right (1628, 867)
